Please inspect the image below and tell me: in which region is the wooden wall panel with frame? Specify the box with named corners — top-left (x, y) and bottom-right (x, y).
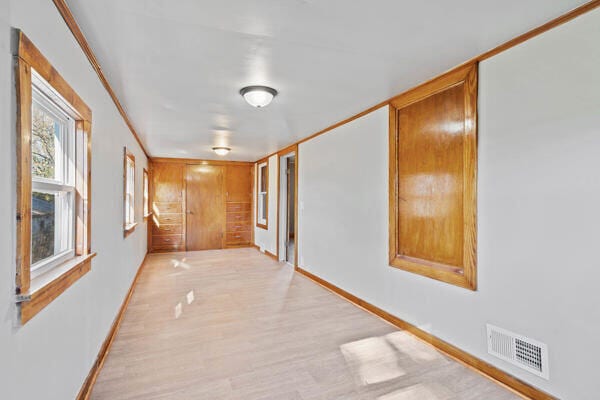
top-left (388, 63), bottom-right (478, 290)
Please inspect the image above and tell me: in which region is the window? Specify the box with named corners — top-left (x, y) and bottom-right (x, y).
top-left (388, 63), bottom-right (478, 290)
top-left (256, 160), bottom-right (268, 228)
top-left (15, 31), bottom-right (94, 324)
top-left (123, 148), bottom-right (136, 236)
top-left (143, 168), bottom-right (150, 219)
top-left (30, 79), bottom-right (76, 276)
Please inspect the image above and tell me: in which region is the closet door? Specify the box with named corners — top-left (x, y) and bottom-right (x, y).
top-left (186, 165), bottom-right (225, 250)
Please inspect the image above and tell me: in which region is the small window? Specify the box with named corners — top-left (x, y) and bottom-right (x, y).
top-left (123, 148), bottom-right (136, 236)
top-left (143, 168), bottom-right (150, 219)
top-left (256, 160), bottom-right (268, 228)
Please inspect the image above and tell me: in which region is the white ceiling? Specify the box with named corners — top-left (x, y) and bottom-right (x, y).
top-left (65, 0), bottom-right (586, 161)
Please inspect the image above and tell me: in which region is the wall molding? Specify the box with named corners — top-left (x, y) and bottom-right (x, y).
top-left (295, 266), bottom-right (557, 400)
top-left (150, 157), bottom-right (253, 166)
top-left (76, 254), bottom-right (148, 400)
top-left (255, 0), bottom-right (600, 163)
top-left (51, 0), bottom-right (149, 157)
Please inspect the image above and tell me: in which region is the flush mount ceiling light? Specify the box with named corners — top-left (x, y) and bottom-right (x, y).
top-left (212, 146), bottom-right (231, 156)
top-left (239, 85), bottom-right (278, 108)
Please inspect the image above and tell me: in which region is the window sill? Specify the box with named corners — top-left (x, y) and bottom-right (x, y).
top-left (19, 252), bottom-right (96, 324)
top-left (256, 223), bottom-right (268, 230)
top-left (124, 222), bottom-right (138, 237)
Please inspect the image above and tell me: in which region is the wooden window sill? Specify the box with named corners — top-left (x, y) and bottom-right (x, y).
top-left (19, 252), bottom-right (96, 324)
top-left (256, 223), bottom-right (268, 230)
top-left (124, 222), bottom-right (138, 237)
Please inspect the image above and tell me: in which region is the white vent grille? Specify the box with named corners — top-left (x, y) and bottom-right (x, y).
top-left (486, 324), bottom-right (549, 379)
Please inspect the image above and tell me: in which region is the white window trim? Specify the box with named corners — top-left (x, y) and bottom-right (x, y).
top-left (257, 162), bottom-right (268, 226)
top-left (30, 81), bottom-right (76, 278)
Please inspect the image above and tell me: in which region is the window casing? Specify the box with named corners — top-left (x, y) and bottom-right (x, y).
top-left (123, 149), bottom-right (136, 236)
top-left (256, 161), bottom-right (268, 228)
top-left (15, 31), bottom-right (94, 324)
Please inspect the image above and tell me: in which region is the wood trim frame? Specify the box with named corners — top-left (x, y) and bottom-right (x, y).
top-left (295, 266), bottom-right (557, 400)
top-left (388, 63), bottom-right (478, 290)
top-left (51, 0), bottom-right (149, 157)
top-left (15, 31), bottom-right (94, 323)
top-left (276, 144), bottom-right (299, 266)
top-left (255, 158), bottom-right (269, 230)
top-left (123, 148), bottom-right (137, 237)
top-left (254, 0), bottom-right (600, 164)
top-left (151, 157), bottom-right (253, 166)
top-left (76, 254), bottom-right (148, 400)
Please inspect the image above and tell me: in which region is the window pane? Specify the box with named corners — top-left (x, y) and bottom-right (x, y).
top-left (31, 191), bottom-right (55, 264)
top-left (260, 165), bottom-right (267, 192)
top-left (31, 191), bottom-right (74, 266)
top-left (260, 193), bottom-right (267, 220)
top-left (32, 102), bottom-right (60, 180)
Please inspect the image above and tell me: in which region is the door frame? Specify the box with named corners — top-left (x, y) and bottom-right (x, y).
top-left (277, 145), bottom-right (299, 266)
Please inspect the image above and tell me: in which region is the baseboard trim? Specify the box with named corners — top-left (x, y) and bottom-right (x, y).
top-left (76, 254), bottom-right (149, 400)
top-left (253, 245), bottom-right (279, 261)
top-left (295, 266), bottom-right (556, 400)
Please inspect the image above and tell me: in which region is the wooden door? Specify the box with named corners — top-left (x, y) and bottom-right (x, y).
top-left (186, 165), bottom-right (225, 250)
top-left (224, 165), bottom-right (252, 247)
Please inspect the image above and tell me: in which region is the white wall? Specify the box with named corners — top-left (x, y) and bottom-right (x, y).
top-left (254, 154), bottom-right (278, 255)
top-left (0, 0), bottom-right (148, 398)
top-left (298, 8), bottom-right (600, 400)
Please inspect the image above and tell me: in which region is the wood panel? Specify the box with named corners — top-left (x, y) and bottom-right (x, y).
top-left (389, 63), bottom-right (477, 290)
top-left (150, 162), bottom-right (185, 252)
top-left (225, 164), bottom-right (253, 247)
top-left (186, 165), bottom-right (226, 250)
top-left (225, 165), bottom-right (252, 202)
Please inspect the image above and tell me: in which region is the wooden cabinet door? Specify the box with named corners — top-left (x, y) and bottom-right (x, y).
top-left (186, 165), bottom-right (225, 250)
top-left (225, 165), bottom-right (252, 203)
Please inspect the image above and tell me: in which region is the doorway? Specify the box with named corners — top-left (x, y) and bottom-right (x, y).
top-left (279, 152), bottom-right (296, 264)
top-left (186, 164), bottom-right (225, 250)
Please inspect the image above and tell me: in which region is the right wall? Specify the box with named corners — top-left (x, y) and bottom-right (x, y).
top-left (297, 8), bottom-right (600, 399)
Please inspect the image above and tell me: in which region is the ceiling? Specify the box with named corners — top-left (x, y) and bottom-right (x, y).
top-left (65, 0), bottom-right (586, 161)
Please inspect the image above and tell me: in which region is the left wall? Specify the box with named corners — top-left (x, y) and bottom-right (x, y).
top-left (0, 1), bottom-right (148, 398)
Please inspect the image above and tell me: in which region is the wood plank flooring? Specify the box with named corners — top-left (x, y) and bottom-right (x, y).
top-left (91, 248), bottom-right (520, 400)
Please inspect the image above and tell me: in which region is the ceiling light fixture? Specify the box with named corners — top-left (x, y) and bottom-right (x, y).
top-left (239, 85), bottom-right (278, 108)
top-left (212, 146), bottom-right (231, 156)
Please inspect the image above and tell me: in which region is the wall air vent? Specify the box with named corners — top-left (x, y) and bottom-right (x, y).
top-left (486, 324), bottom-right (549, 379)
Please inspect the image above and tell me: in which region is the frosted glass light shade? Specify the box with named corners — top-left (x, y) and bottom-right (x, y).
top-left (240, 86), bottom-right (278, 108)
top-left (212, 147), bottom-right (231, 156)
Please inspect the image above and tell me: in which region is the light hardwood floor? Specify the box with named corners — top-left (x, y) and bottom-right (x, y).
top-left (91, 248), bottom-right (520, 400)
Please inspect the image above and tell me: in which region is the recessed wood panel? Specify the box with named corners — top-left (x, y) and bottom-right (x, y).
top-left (226, 165), bottom-right (252, 203)
top-left (186, 165), bottom-right (226, 250)
top-left (152, 163), bottom-right (184, 203)
top-left (226, 202), bottom-right (251, 212)
top-left (389, 63), bottom-right (477, 290)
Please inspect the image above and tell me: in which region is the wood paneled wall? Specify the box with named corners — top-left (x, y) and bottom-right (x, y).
top-left (149, 158), bottom-right (253, 252)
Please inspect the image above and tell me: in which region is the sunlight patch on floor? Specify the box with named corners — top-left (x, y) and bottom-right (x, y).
top-left (340, 336), bottom-right (406, 385)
